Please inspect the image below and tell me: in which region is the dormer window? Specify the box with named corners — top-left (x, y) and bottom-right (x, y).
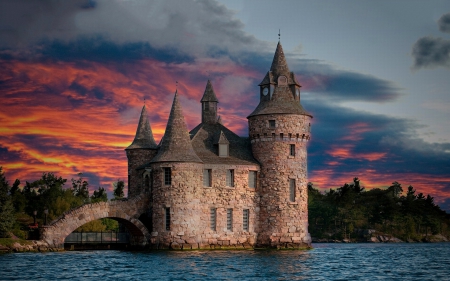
top-left (216, 130), bottom-right (230, 157)
top-left (219, 143), bottom-right (228, 157)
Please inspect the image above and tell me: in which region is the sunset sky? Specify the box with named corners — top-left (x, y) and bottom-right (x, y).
top-left (1, 0), bottom-right (449, 210)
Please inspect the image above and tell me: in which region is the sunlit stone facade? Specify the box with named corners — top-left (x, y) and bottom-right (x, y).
top-left (126, 42), bottom-right (313, 249)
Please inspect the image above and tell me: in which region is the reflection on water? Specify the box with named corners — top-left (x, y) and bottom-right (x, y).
top-left (1, 243), bottom-right (449, 280)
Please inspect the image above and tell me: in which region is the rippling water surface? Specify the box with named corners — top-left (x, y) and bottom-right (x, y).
top-left (1, 243), bottom-right (450, 280)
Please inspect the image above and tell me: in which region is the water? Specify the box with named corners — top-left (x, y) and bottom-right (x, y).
top-left (1, 243), bottom-right (450, 280)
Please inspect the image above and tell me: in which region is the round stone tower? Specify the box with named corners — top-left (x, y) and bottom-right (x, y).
top-left (248, 42), bottom-right (312, 248)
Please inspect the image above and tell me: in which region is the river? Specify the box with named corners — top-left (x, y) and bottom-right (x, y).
top-left (1, 243), bottom-right (449, 280)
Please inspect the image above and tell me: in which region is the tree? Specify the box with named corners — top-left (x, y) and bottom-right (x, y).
top-left (0, 167), bottom-right (15, 237)
top-left (91, 187), bottom-right (108, 203)
top-left (113, 180), bottom-right (125, 199)
top-left (71, 173), bottom-right (89, 201)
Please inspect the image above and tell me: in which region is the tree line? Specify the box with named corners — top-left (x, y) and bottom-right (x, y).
top-left (0, 167), bottom-right (125, 239)
top-left (308, 177), bottom-right (450, 241)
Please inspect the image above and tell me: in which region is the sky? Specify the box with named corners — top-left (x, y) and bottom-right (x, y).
top-left (0, 0), bottom-right (449, 210)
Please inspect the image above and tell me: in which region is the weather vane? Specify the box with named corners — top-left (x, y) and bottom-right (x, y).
top-left (278, 29), bottom-right (281, 41)
top-left (176, 80), bottom-right (178, 90)
top-left (144, 97), bottom-right (146, 105)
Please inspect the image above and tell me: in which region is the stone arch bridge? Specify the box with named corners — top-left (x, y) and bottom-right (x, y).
top-left (41, 194), bottom-right (150, 248)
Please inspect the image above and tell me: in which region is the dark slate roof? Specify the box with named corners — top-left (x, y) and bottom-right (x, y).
top-left (151, 91), bottom-right (203, 163)
top-left (270, 42), bottom-right (290, 78)
top-left (248, 86), bottom-right (312, 117)
top-left (190, 123), bottom-right (259, 165)
top-left (200, 80), bottom-right (219, 102)
top-left (249, 42), bottom-right (312, 118)
top-left (126, 105), bottom-right (158, 150)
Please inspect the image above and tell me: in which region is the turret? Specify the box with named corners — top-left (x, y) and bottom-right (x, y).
top-left (125, 105), bottom-right (158, 198)
top-left (200, 80), bottom-right (219, 124)
top-left (248, 42), bottom-right (313, 248)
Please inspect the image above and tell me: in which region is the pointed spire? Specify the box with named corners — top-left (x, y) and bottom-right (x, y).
top-left (200, 79), bottom-right (219, 102)
top-left (270, 42), bottom-right (290, 78)
top-left (151, 91), bottom-right (202, 163)
top-left (126, 105), bottom-right (157, 150)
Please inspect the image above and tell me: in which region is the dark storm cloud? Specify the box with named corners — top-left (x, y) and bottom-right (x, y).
top-left (303, 99), bottom-right (450, 177)
top-left (412, 36), bottom-right (450, 69)
top-left (0, 0), bottom-right (268, 58)
top-left (35, 37), bottom-right (193, 63)
top-left (438, 13), bottom-right (450, 33)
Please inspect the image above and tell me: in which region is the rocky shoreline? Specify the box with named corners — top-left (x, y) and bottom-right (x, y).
top-left (312, 234), bottom-right (449, 243)
top-left (0, 240), bottom-right (62, 254)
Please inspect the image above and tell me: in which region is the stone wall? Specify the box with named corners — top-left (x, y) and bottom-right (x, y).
top-left (126, 148), bottom-right (158, 198)
top-left (249, 113), bottom-right (312, 248)
top-left (148, 162), bottom-right (260, 249)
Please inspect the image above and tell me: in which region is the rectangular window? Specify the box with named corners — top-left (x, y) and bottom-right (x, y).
top-left (243, 209), bottom-right (249, 231)
top-left (165, 207), bottom-right (171, 231)
top-left (204, 102), bottom-right (209, 112)
top-left (248, 171), bottom-right (257, 188)
top-left (226, 169), bottom-right (234, 187)
top-left (164, 168), bottom-right (171, 185)
top-left (290, 144), bottom-right (295, 156)
top-left (219, 144), bottom-right (228, 157)
top-left (289, 179), bottom-right (296, 202)
top-left (269, 120), bottom-right (275, 128)
top-left (226, 208), bottom-right (233, 231)
top-left (203, 169), bottom-right (212, 187)
top-left (210, 208), bottom-right (216, 231)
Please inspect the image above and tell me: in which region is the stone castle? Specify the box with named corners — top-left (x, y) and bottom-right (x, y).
top-left (125, 42), bottom-right (313, 249)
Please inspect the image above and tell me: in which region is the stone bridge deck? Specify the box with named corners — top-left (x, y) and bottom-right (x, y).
top-left (41, 194), bottom-right (150, 248)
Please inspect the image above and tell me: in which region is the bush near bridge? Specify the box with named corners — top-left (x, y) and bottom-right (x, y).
top-left (0, 167), bottom-right (120, 238)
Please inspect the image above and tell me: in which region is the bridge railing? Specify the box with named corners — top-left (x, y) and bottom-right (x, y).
top-left (64, 231), bottom-right (130, 244)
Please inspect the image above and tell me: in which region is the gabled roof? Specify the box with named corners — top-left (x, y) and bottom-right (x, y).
top-left (126, 105), bottom-right (158, 150)
top-left (216, 130), bottom-right (229, 144)
top-left (151, 91), bottom-right (202, 163)
top-left (189, 123), bottom-right (259, 165)
top-left (200, 80), bottom-right (219, 102)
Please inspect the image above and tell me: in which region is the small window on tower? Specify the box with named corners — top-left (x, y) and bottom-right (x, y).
top-left (164, 168), bottom-right (171, 186)
top-left (204, 103), bottom-right (209, 112)
top-left (269, 120), bottom-right (275, 128)
top-left (289, 179), bottom-right (296, 202)
top-left (290, 144), bottom-right (295, 156)
top-left (248, 171), bottom-right (257, 188)
top-left (165, 207), bottom-right (171, 231)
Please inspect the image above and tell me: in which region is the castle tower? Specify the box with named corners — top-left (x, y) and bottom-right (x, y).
top-left (200, 80), bottom-right (219, 124)
top-left (248, 42), bottom-right (313, 248)
top-left (150, 91), bottom-right (203, 246)
top-left (125, 105), bottom-right (158, 198)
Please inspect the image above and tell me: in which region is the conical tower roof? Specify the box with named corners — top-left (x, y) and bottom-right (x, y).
top-left (270, 42), bottom-right (290, 78)
top-left (151, 91), bottom-right (202, 163)
top-left (249, 42), bottom-right (312, 118)
top-left (126, 105), bottom-right (158, 150)
top-left (200, 80), bottom-right (219, 102)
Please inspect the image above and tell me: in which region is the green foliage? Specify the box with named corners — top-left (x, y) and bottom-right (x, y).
top-left (0, 167), bottom-right (15, 238)
top-left (71, 173), bottom-right (89, 201)
top-left (113, 180), bottom-right (125, 199)
top-left (91, 186), bottom-right (108, 203)
top-left (101, 218), bottom-right (119, 231)
top-left (308, 178), bottom-right (450, 241)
